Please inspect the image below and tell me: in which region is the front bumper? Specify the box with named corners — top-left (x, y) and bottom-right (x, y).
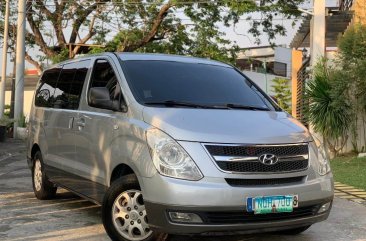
top-left (140, 172), bottom-right (333, 235)
top-left (145, 200), bottom-right (332, 235)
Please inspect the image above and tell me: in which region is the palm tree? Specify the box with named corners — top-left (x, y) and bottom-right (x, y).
top-left (305, 59), bottom-right (351, 156)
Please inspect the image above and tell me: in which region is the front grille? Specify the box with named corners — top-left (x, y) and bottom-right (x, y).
top-left (217, 159), bottom-right (308, 173)
top-left (205, 143), bottom-right (309, 173)
top-left (200, 205), bottom-right (320, 224)
top-left (205, 144), bottom-right (309, 157)
top-left (225, 176), bottom-right (306, 187)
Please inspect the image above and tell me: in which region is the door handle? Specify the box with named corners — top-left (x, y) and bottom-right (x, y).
top-left (76, 119), bottom-right (86, 128)
top-left (68, 117), bottom-right (74, 129)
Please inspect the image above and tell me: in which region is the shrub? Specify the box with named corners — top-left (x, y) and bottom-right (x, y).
top-left (305, 59), bottom-right (351, 156)
top-left (271, 77), bottom-right (291, 113)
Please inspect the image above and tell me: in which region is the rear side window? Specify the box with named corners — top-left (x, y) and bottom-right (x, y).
top-left (35, 60), bottom-right (90, 109)
top-left (35, 68), bottom-right (61, 107)
top-left (89, 59), bottom-right (121, 103)
top-left (53, 60), bottom-right (90, 109)
top-left (53, 63), bottom-right (77, 109)
top-left (71, 61), bottom-right (90, 109)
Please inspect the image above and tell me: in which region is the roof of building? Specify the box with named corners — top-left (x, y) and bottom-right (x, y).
top-left (236, 46), bottom-right (276, 62)
top-left (290, 11), bottom-right (353, 48)
top-left (1, 75), bottom-right (39, 91)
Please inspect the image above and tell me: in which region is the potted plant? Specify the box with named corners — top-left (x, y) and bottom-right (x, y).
top-left (0, 117), bottom-right (15, 142)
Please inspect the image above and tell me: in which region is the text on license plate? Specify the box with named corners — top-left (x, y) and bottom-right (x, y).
top-left (246, 195), bottom-right (298, 214)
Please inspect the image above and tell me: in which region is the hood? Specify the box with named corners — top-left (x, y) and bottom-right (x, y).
top-left (143, 107), bottom-right (311, 144)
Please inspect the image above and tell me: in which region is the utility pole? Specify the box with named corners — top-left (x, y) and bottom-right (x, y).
top-left (10, 53), bottom-right (16, 118)
top-left (0, 0), bottom-right (10, 118)
top-left (14, 0), bottom-right (26, 138)
top-left (10, 26), bottom-right (16, 119)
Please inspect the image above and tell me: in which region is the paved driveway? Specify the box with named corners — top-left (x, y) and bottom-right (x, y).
top-left (0, 149), bottom-right (366, 241)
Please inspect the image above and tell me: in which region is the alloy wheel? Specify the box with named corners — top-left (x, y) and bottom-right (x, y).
top-left (112, 190), bottom-right (152, 241)
top-left (34, 159), bottom-right (42, 191)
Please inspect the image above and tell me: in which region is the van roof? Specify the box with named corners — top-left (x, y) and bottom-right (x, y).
top-left (47, 52), bottom-right (232, 70)
top-left (117, 53), bottom-right (231, 67)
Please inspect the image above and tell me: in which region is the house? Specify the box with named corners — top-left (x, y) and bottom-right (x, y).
top-left (290, 0), bottom-right (366, 152)
top-left (4, 70), bottom-right (39, 118)
top-left (236, 46), bottom-right (295, 96)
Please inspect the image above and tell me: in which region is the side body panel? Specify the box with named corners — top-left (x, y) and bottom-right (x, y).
top-left (64, 54), bottom-right (156, 203)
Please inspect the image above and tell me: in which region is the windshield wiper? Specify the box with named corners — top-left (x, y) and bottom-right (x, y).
top-left (225, 103), bottom-right (270, 111)
top-left (144, 100), bottom-right (228, 109)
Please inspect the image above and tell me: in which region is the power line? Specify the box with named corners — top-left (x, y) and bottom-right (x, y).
top-left (28, 0), bottom-right (257, 5)
top-left (26, 0), bottom-right (306, 12)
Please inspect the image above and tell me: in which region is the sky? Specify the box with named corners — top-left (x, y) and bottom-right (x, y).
top-left (0, 0), bottom-right (339, 75)
top-left (0, 17), bottom-right (301, 75)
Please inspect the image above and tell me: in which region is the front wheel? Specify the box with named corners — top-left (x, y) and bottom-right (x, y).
top-left (102, 174), bottom-right (160, 241)
top-left (31, 151), bottom-right (57, 200)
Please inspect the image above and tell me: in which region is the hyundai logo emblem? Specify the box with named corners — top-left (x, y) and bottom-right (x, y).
top-left (258, 154), bottom-right (279, 165)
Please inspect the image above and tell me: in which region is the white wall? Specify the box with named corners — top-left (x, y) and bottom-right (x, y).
top-left (274, 47), bottom-right (293, 78)
top-left (243, 71), bottom-right (291, 96)
top-left (5, 90), bottom-right (34, 119)
top-left (343, 114), bottom-right (366, 154)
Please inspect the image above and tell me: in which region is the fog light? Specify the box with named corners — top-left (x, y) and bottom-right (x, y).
top-left (168, 212), bottom-right (203, 223)
top-left (317, 202), bottom-right (331, 214)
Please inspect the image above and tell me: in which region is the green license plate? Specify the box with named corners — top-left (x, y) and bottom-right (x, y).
top-left (247, 195), bottom-right (298, 214)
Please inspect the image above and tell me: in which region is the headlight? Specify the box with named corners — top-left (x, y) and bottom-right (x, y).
top-left (146, 128), bottom-right (203, 181)
top-left (312, 135), bottom-right (331, 176)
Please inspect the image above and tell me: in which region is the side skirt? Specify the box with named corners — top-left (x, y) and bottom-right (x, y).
top-left (44, 164), bottom-right (107, 205)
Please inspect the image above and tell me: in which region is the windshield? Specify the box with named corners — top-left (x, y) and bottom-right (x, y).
top-left (120, 60), bottom-right (278, 111)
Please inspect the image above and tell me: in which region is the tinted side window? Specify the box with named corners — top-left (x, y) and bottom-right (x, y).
top-left (53, 63), bottom-right (76, 109)
top-left (89, 59), bottom-right (121, 102)
top-left (53, 60), bottom-right (90, 109)
top-left (35, 68), bottom-right (61, 107)
top-left (69, 60), bottom-right (90, 109)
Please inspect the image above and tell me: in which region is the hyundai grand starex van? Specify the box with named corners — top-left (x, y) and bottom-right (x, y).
top-left (27, 53), bottom-right (333, 241)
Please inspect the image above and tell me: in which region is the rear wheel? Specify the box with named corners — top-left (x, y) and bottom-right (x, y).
top-left (31, 151), bottom-right (57, 200)
top-left (102, 174), bottom-right (160, 241)
top-left (277, 225), bottom-right (311, 235)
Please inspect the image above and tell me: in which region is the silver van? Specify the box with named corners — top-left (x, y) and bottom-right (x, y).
top-left (27, 53), bottom-right (333, 241)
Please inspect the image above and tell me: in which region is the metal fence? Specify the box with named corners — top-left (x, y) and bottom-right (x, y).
top-left (339, 0), bottom-right (354, 11)
top-left (296, 58), bottom-right (310, 127)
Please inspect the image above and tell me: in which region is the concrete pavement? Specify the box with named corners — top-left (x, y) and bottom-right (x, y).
top-left (0, 140), bottom-right (366, 241)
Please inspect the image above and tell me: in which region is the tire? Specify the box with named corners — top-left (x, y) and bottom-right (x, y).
top-left (277, 225), bottom-right (311, 235)
top-left (102, 174), bottom-right (162, 241)
top-left (31, 151), bottom-right (57, 200)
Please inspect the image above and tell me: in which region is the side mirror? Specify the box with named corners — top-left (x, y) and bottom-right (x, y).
top-left (89, 87), bottom-right (120, 111)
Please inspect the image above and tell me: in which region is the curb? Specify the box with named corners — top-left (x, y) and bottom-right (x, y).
top-left (334, 181), bottom-right (366, 205)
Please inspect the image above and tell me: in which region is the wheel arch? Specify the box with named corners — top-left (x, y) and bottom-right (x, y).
top-left (110, 163), bottom-right (136, 186)
top-left (31, 143), bottom-right (41, 157)
top-left (30, 143), bottom-right (41, 167)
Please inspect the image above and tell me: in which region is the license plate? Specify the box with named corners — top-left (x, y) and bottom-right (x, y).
top-left (247, 195), bottom-right (298, 214)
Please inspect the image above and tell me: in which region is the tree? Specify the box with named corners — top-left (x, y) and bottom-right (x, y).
top-left (305, 59), bottom-right (352, 156)
top-left (337, 24), bottom-right (366, 152)
top-left (271, 77), bottom-right (291, 113)
top-left (1, 0), bottom-right (304, 71)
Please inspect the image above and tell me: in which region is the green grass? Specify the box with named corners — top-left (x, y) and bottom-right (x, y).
top-left (330, 154), bottom-right (366, 190)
